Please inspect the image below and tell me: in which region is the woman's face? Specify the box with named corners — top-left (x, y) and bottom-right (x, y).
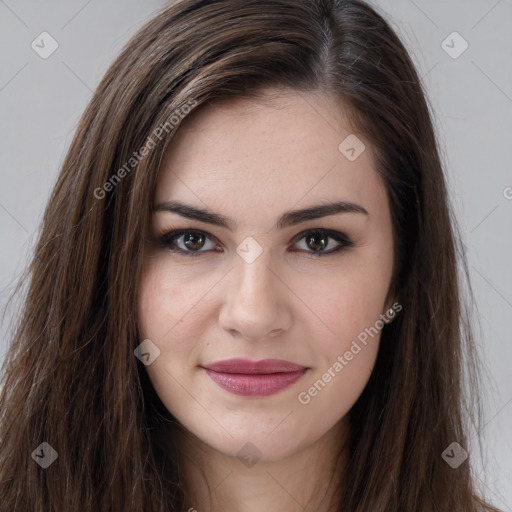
top-left (137, 89), bottom-right (395, 462)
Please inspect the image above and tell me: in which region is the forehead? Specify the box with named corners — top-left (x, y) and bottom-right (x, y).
top-left (155, 89), bottom-right (387, 224)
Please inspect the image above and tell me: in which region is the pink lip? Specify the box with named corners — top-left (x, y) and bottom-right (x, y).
top-left (201, 358), bottom-right (308, 396)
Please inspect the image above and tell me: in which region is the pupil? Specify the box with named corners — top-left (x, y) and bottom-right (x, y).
top-left (184, 232), bottom-right (204, 251)
top-left (307, 233), bottom-right (327, 252)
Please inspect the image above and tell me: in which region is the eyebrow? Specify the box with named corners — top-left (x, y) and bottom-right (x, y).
top-left (154, 199), bottom-right (369, 231)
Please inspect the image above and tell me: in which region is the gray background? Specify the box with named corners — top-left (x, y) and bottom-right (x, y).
top-left (0, 0), bottom-right (510, 509)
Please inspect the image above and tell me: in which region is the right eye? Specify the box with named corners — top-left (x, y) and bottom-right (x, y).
top-left (159, 229), bottom-right (221, 257)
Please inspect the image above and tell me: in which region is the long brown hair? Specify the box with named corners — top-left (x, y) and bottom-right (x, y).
top-left (0, 0), bottom-right (501, 510)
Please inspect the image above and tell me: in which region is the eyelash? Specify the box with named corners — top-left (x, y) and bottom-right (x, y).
top-left (157, 228), bottom-right (354, 258)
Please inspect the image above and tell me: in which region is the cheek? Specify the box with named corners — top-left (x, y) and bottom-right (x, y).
top-left (294, 266), bottom-right (388, 415)
top-left (296, 276), bottom-right (384, 418)
top-left (137, 263), bottom-right (196, 398)
top-left (137, 264), bottom-right (178, 341)
top-left (297, 342), bottom-right (379, 427)
top-left (137, 258), bottom-right (220, 380)
top-left (137, 258), bottom-right (207, 342)
top-left (304, 268), bottom-right (389, 352)
top-left (136, 262), bottom-right (196, 408)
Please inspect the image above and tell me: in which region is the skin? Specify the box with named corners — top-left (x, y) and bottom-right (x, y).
top-left (137, 88), bottom-right (396, 512)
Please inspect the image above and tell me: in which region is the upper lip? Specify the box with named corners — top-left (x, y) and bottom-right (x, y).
top-left (202, 358), bottom-right (307, 374)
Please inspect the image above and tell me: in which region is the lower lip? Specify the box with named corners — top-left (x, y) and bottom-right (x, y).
top-left (203, 368), bottom-right (308, 396)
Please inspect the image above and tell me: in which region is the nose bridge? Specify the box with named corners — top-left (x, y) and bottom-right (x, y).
top-left (232, 245), bottom-right (277, 308)
top-left (219, 243), bottom-right (292, 339)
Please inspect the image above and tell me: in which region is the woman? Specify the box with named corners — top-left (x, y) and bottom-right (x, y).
top-left (0, 0), bottom-right (501, 510)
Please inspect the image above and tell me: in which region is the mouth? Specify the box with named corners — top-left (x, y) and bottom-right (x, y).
top-left (201, 358), bottom-right (309, 397)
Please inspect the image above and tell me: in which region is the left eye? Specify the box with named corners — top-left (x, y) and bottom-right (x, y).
top-left (292, 229), bottom-right (353, 256)
top-left (159, 228), bottom-right (354, 257)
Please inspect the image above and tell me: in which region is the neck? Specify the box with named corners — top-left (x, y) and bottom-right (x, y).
top-left (174, 420), bottom-right (348, 512)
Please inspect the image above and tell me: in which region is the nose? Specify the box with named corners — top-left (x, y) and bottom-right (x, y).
top-left (218, 250), bottom-right (293, 341)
